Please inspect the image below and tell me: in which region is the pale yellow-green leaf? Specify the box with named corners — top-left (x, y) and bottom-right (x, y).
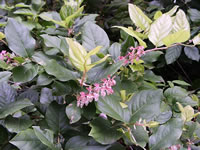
top-left (0, 32), bottom-right (5, 40)
top-left (177, 102), bottom-right (197, 122)
top-left (147, 121), bottom-right (159, 128)
top-left (120, 90), bottom-right (126, 102)
top-left (66, 38), bottom-right (89, 71)
top-left (148, 14), bottom-right (172, 47)
top-left (173, 9), bottom-right (190, 33)
top-left (114, 26), bottom-right (147, 48)
top-left (154, 11), bottom-right (162, 20)
top-left (128, 4), bottom-right (152, 31)
top-left (85, 46), bottom-right (102, 61)
top-left (192, 33), bottom-right (200, 45)
top-left (120, 102), bottom-right (128, 108)
top-left (162, 30), bottom-right (190, 46)
top-left (127, 27), bottom-right (148, 39)
top-left (165, 5), bottom-right (179, 16)
top-left (64, 6), bottom-right (84, 27)
top-left (86, 54), bottom-right (110, 71)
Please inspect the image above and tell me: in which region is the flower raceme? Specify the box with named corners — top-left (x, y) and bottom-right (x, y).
top-left (0, 50), bottom-right (15, 64)
top-left (77, 75), bottom-right (116, 108)
top-left (119, 46), bottom-right (145, 65)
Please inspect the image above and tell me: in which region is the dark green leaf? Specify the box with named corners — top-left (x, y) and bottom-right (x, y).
top-left (0, 99), bottom-right (33, 119)
top-left (12, 64), bottom-right (38, 82)
top-left (0, 82), bottom-right (17, 109)
top-left (46, 101), bottom-right (69, 134)
top-left (128, 90), bottom-right (163, 123)
top-left (89, 117), bottom-right (122, 144)
top-left (97, 95), bottom-right (130, 123)
top-left (87, 61), bottom-right (123, 83)
top-left (184, 46), bottom-right (200, 61)
top-left (144, 70), bottom-right (164, 83)
top-left (5, 18), bottom-right (36, 57)
top-left (52, 81), bottom-right (72, 96)
top-left (33, 126), bottom-right (58, 150)
top-left (155, 111), bottom-right (172, 124)
top-left (142, 51), bottom-right (163, 63)
top-left (44, 59), bottom-right (79, 81)
top-left (82, 21), bottom-right (110, 52)
top-left (37, 73), bottom-right (53, 86)
top-left (10, 129), bottom-right (49, 150)
top-left (0, 71), bottom-right (12, 82)
top-left (108, 43), bottom-right (121, 60)
top-left (41, 34), bottom-right (61, 49)
top-left (165, 45), bottom-right (182, 64)
top-left (164, 86), bottom-right (197, 106)
top-left (149, 118), bottom-right (183, 150)
top-left (188, 8), bottom-right (200, 22)
top-left (5, 115), bottom-right (33, 133)
top-left (66, 101), bottom-right (82, 124)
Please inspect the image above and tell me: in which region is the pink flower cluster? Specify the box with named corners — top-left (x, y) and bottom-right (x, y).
top-left (0, 50), bottom-right (15, 64)
top-left (169, 144), bottom-right (181, 150)
top-left (77, 75), bottom-right (116, 108)
top-left (119, 46), bottom-right (145, 65)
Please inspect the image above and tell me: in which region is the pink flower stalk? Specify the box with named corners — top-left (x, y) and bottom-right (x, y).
top-left (119, 46), bottom-right (145, 65)
top-left (77, 75), bottom-right (116, 108)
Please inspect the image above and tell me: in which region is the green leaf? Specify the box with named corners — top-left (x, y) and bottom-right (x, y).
top-left (10, 129), bottom-right (49, 150)
top-left (96, 95), bottom-right (131, 123)
top-left (5, 115), bottom-right (33, 133)
top-left (33, 126), bottom-right (58, 150)
top-left (128, 90), bottom-right (163, 123)
top-left (128, 4), bottom-right (152, 31)
top-left (46, 101), bottom-right (69, 134)
top-left (173, 10), bottom-right (190, 33)
top-left (165, 45), bottom-right (182, 64)
top-left (184, 46), bottom-right (200, 61)
top-left (108, 43), bottom-right (121, 61)
top-left (172, 80), bottom-right (191, 86)
top-left (0, 82), bottom-right (17, 109)
top-left (162, 30), bottom-right (190, 46)
top-left (188, 8), bottom-right (200, 22)
top-left (144, 70), bottom-right (164, 83)
top-left (114, 26), bottom-right (147, 48)
top-left (131, 126), bottom-right (149, 148)
top-left (66, 101), bottom-right (82, 124)
top-left (37, 73), bottom-right (53, 86)
top-left (82, 21), bottom-right (110, 52)
top-left (44, 59), bottom-right (79, 81)
top-left (141, 51), bottom-right (163, 63)
top-left (13, 9), bottom-right (35, 16)
top-left (39, 12), bottom-right (65, 27)
top-left (149, 118), bottom-right (183, 150)
top-left (89, 117), bottom-right (122, 145)
top-left (192, 33), bottom-right (200, 45)
top-left (148, 14), bottom-right (172, 47)
top-left (87, 60), bottom-right (124, 83)
top-left (12, 64), bottom-right (38, 83)
top-left (0, 71), bottom-right (12, 82)
top-left (164, 86), bottom-right (197, 106)
top-left (155, 111), bottom-right (172, 124)
top-left (0, 99), bottom-right (33, 119)
top-left (5, 18), bottom-right (36, 57)
top-left (154, 11), bottom-right (162, 20)
top-left (41, 34), bottom-right (61, 49)
top-left (15, 3), bottom-right (31, 8)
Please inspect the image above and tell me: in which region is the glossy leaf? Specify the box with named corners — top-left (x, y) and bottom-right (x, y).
top-left (82, 21), bottom-right (110, 52)
top-left (149, 118), bottom-right (183, 150)
top-left (10, 129), bottom-right (49, 150)
top-left (165, 45), bottom-right (182, 64)
top-left (89, 117), bottom-right (122, 144)
top-left (44, 59), bottom-right (79, 81)
top-left (0, 71), bottom-right (12, 82)
top-left (96, 95), bottom-right (131, 123)
top-left (184, 46), bottom-right (200, 61)
top-left (66, 101), bottom-right (82, 124)
top-left (128, 90), bottom-right (163, 123)
top-left (5, 18), bottom-right (36, 57)
top-left (0, 99), bottom-right (33, 119)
